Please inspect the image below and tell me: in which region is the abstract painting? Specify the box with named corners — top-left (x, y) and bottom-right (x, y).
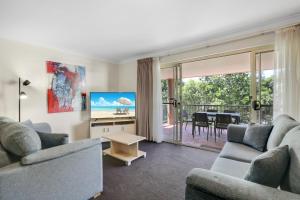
top-left (47, 61), bottom-right (86, 113)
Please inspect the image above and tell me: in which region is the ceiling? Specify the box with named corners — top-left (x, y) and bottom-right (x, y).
top-left (0, 0), bottom-right (300, 63)
top-left (161, 52), bottom-right (274, 79)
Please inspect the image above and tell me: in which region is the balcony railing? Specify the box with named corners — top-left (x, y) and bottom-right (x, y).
top-left (162, 104), bottom-right (273, 124)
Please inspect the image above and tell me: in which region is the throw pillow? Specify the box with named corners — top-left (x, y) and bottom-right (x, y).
top-left (243, 124), bottom-right (273, 151)
top-left (244, 145), bottom-right (290, 188)
top-left (0, 117), bottom-right (41, 156)
top-left (21, 119), bottom-right (34, 129)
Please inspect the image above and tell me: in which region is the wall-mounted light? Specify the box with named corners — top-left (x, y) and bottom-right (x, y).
top-left (19, 78), bottom-right (31, 122)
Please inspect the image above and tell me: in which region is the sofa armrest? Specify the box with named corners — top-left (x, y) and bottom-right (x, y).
top-left (186, 168), bottom-right (300, 200)
top-left (37, 131), bottom-right (69, 149)
top-left (21, 139), bottom-right (101, 165)
top-left (227, 124), bottom-right (247, 143)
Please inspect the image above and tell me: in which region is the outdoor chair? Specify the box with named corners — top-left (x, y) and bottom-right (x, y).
top-left (192, 112), bottom-right (212, 140)
top-left (214, 114), bottom-right (232, 142)
top-left (206, 109), bottom-right (218, 125)
top-left (182, 110), bottom-right (193, 130)
top-left (224, 110), bottom-right (238, 124)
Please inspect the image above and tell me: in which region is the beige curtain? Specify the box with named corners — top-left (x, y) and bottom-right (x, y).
top-left (137, 58), bottom-right (153, 140)
top-left (274, 25), bottom-right (300, 120)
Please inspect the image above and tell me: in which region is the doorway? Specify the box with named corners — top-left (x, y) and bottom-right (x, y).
top-left (161, 48), bottom-right (274, 150)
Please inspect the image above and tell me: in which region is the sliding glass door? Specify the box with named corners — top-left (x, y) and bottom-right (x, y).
top-left (160, 47), bottom-right (274, 149)
top-left (161, 64), bottom-right (183, 144)
top-left (251, 51), bottom-right (274, 124)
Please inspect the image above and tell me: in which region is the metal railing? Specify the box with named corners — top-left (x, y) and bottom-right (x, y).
top-left (162, 104), bottom-right (273, 124)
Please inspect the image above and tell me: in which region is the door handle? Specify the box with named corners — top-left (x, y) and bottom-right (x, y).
top-left (252, 100), bottom-right (261, 110)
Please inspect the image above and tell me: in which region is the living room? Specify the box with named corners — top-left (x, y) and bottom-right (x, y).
top-left (0, 1), bottom-right (300, 200)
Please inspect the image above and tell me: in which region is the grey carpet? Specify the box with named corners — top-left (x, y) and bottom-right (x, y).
top-left (97, 141), bottom-right (218, 200)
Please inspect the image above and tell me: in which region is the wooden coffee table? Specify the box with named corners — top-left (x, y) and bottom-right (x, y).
top-left (103, 133), bottom-right (146, 166)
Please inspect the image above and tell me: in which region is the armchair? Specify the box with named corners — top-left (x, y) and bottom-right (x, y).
top-left (0, 119), bottom-right (103, 200)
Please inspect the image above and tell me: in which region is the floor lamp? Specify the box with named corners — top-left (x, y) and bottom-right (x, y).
top-left (19, 77), bottom-right (31, 122)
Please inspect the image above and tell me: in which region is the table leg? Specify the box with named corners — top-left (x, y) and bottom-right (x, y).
top-left (192, 120), bottom-right (195, 138)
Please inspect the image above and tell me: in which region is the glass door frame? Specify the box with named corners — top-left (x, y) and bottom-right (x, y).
top-left (161, 64), bottom-right (183, 144)
top-left (173, 64), bottom-right (183, 144)
top-left (161, 45), bottom-right (274, 146)
top-left (250, 49), bottom-right (274, 124)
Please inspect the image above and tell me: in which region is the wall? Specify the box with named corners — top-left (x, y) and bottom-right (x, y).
top-left (0, 39), bottom-right (118, 141)
top-left (117, 61), bottom-right (137, 92)
top-left (117, 33), bottom-right (275, 91)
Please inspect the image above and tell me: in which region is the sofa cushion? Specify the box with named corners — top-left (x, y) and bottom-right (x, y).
top-left (219, 142), bottom-right (262, 163)
top-left (21, 119), bottom-right (34, 129)
top-left (211, 157), bottom-right (250, 178)
top-left (22, 120), bottom-right (52, 133)
top-left (267, 114), bottom-right (299, 150)
top-left (280, 126), bottom-right (300, 194)
top-left (243, 124), bottom-right (273, 152)
top-left (244, 145), bottom-right (289, 188)
top-left (0, 144), bottom-right (19, 167)
top-left (0, 117), bottom-right (41, 156)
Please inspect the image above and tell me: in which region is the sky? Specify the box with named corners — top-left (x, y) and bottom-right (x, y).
top-left (90, 92), bottom-right (136, 107)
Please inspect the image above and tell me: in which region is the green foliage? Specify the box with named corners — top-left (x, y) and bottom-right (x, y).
top-left (161, 80), bottom-right (168, 102)
top-left (182, 73), bottom-right (251, 105)
top-left (161, 72), bottom-right (273, 106)
top-left (260, 76), bottom-right (273, 105)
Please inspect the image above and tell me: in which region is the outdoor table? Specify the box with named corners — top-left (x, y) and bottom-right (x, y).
top-left (192, 112), bottom-right (241, 138)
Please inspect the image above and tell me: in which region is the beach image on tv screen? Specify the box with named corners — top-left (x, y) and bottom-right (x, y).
top-left (90, 92), bottom-right (136, 118)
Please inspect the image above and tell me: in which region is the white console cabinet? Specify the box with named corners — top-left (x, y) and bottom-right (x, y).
top-left (90, 118), bottom-right (136, 142)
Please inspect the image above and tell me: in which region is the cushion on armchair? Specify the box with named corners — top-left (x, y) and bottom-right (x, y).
top-left (22, 119), bottom-right (68, 149)
top-left (0, 117), bottom-right (41, 156)
top-left (37, 131), bottom-right (68, 149)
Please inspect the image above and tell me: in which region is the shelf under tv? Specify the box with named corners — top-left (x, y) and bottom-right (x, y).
top-left (90, 117), bottom-right (136, 142)
top-left (92, 116), bottom-right (135, 122)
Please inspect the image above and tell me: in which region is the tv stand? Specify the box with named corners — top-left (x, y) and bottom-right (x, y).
top-left (90, 117), bottom-right (136, 142)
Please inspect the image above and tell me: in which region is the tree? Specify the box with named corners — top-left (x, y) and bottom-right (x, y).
top-left (161, 72), bottom-right (273, 106)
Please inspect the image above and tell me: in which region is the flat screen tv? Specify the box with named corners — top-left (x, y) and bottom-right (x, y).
top-left (90, 92), bottom-right (136, 119)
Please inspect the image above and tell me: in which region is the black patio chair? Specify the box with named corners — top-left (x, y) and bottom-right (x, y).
top-left (224, 110), bottom-right (238, 124)
top-left (206, 109), bottom-right (218, 126)
top-left (214, 114), bottom-right (232, 142)
top-left (192, 112), bottom-right (212, 140)
top-left (182, 110), bottom-right (192, 130)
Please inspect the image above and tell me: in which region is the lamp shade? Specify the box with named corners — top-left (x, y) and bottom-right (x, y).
top-left (23, 80), bottom-right (31, 86)
top-left (20, 91), bottom-right (27, 99)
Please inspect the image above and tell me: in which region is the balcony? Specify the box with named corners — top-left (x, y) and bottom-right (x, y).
top-left (162, 104), bottom-right (273, 150)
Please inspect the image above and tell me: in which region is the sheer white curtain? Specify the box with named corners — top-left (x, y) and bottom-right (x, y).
top-left (274, 25), bottom-right (300, 120)
top-left (152, 58), bottom-right (163, 143)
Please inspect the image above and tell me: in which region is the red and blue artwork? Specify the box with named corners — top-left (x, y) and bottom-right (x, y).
top-left (47, 61), bottom-right (86, 113)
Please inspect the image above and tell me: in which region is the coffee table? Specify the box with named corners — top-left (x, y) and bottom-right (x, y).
top-left (103, 133), bottom-right (146, 166)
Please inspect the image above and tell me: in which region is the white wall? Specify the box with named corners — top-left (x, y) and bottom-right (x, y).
top-left (0, 39), bottom-right (118, 141)
top-left (117, 61), bottom-right (137, 92)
